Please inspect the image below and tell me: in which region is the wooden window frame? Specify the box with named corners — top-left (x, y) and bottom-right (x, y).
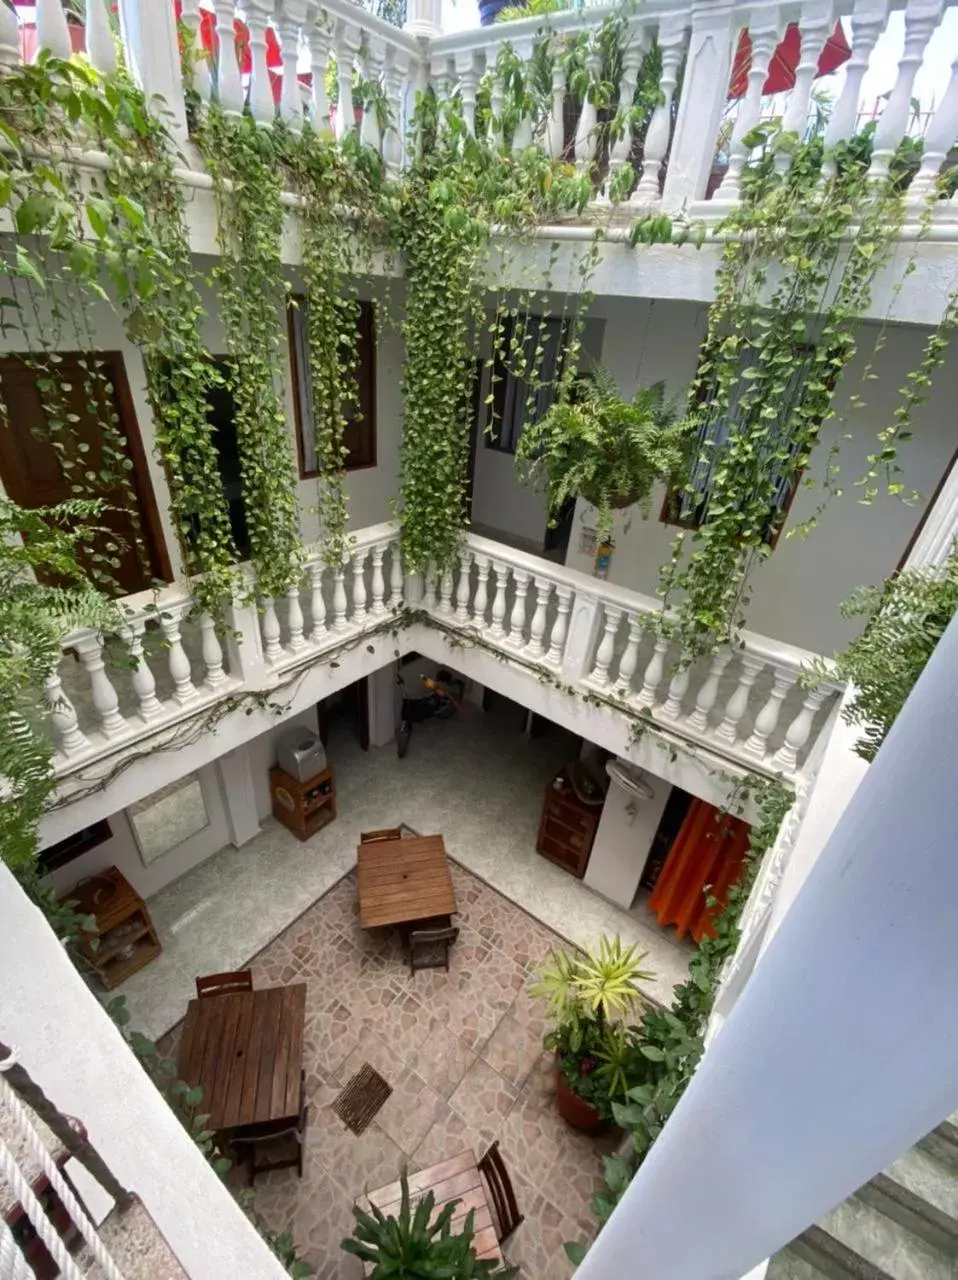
top-left (288, 296), bottom-right (377, 477)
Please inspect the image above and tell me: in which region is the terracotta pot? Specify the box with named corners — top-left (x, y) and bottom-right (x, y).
top-left (555, 1069), bottom-right (604, 1131)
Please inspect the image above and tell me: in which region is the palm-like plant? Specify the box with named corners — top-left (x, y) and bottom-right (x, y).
top-left (342, 1171), bottom-right (517, 1278)
top-left (515, 366), bottom-right (687, 542)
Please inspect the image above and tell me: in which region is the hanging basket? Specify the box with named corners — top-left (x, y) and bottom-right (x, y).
top-left (580, 484), bottom-right (647, 513)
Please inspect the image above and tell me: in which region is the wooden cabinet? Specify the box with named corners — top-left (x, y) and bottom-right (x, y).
top-left (62, 866), bottom-right (161, 990)
top-left (536, 769), bottom-right (602, 879)
top-left (270, 765), bottom-right (337, 842)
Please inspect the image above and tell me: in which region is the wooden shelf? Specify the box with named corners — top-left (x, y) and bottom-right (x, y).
top-left (536, 769), bottom-right (602, 879)
top-left (61, 866), bottom-right (162, 990)
top-left (270, 765), bottom-right (337, 842)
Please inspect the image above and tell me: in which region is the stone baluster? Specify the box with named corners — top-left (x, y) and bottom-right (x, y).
top-left (511, 38), bottom-right (535, 153)
top-left (604, 30), bottom-right (646, 196)
top-left (912, 52), bottom-right (958, 196)
top-left (35, 0), bottom-right (72, 59)
top-left (631, 18), bottom-right (685, 203)
top-left (361, 39), bottom-right (386, 153)
top-left (637, 635), bottom-right (669, 707)
top-left (744, 673), bottom-right (792, 759)
top-left (588, 602), bottom-right (621, 686)
top-left (126, 619), bottom-right (163, 720)
top-left (489, 562), bottom-right (509, 639)
top-left (662, 664), bottom-right (691, 719)
top-left (351, 548), bottom-right (369, 624)
top-left (179, 0), bottom-right (210, 101)
top-left (613, 614), bottom-right (643, 697)
top-left (308, 22), bottom-right (332, 130)
top-left (454, 551), bottom-right (474, 624)
top-left (199, 613), bottom-right (228, 689)
top-left (546, 586), bottom-right (573, 666)
top-left (383, 50), bottom-right (408, 171)
top-left (687, 648), bottom-right (733, 732)
top-left (388, 544), bottom-right (404, 609)
top-left (472, 556), bottom-right (490, 625)
top-left (260, 596), bottom-right (283, 664)
top-left (715, 654), bottom-right (764, 744)
top-left (285, 582), bottom-right (307, 652)
top-left (437, 564), bottom-right (455, 617)
top-left (334, 22), bottom-right (360, 141)
top-left (214, 0), bottom-right (245, 115)
top-left (332, 565), bottom-right (348, 631)
top-left (868, 0), bottom-right (945, 184)
top-left (76, 634), bottom-right (127, 736)
top-left (277, 2), bottom-right (306, 131)
top-left (309, 562), bottom-right (327, 640)
top-left (546, 55), bottom-right (566, 159)
top-left (370, 544), bottom-right (387, 616)
top-left (489, 71), bottom-right (506, 149)
top-left (774, 688), bottom-right (830, 772)
top-left (86, 0), bottom-right (117, 75)
top-left (245, 1), bottom-right (277, 125)
top-left (457, 50), bottom-right (481, 136)
top-left (776, 2), bottom-right (837, 175)
top-left (526, 579), bottom-right (552, 660)
top-left (0, 2), bottom-right (19, 68)
top-left (507, 570), bottom-right (530, 647)
top-left (715, 12), bottom-right (783, 200)
top-left (160, 605), bottom-right (199, 704)
top-left (44, 671), bottom-right (90, 756)
top-left (422, 565), bottom-right (438, 612)
top-left (573, 48), bottom-right (602, 174)
top-left (822, 0), bottom-right (889, 179)
top-left (430, 56), bottom-right (452, 134)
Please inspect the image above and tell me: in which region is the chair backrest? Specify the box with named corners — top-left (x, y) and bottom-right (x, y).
top-left (360, 827), bottom-right (403, 844)
top-left (408, 925), bottom-right (459, 974)
top-left (478, 1141), bottom-right (523, 1243)
top-left (195, 969), bottom-right (253, 999)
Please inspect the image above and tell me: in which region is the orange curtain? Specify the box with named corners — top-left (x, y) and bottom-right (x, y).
top-left (647, 799), bottom-right (751, 943)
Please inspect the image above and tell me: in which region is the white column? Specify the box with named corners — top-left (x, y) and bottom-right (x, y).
top-left (370, 544), bottom-right (387, 617)
top-left (546, 58), bottom-right (566, 160)
top-left (285, 583), bottom-right (307, 653)
top-left (308, 22), bottom-right (331, 130)
top-left (472, 556), bottom-right (490, 625)
top-left (351, 549), bottom-right (369, 624)
top-left (260, 596), bottom-right (283, 663)
top-left (822, 0), bottom-right (890, 178)
top-left (636, 635), bottom-right (669, 707)
top-left (776, 1), bottom-right (836, 174)
top-left (214, 0), bottom-right (245, 115)
top-left (631, 18), bottom-right (685, 203)
top-left (715, 653), bottom-right (764, 744)
top-left (774, 688), bottom-right (830, 772)
top-left (309, 562), bottom-right (327, 640)
top-left (456, 51), bottom-right (480, 136)
top-left (868, 0), bottom-right (945, 183)
top-left (245, 0), bottom-right (277, 125)
top-left (526, 579), bottom-right (552, 660)
top-left (511, 38), bottom-right (534, 153)
top-left (573, 49), bottom-right (602, 174)
top-left (507, 569), bottom-right (529, 647)
top-left (489, 562), bottom-right (509, 639)
top-left (86, 0), bottom-right (118, 76)
top-left (687, 648), bottom-right (732, 732)
top-left (744, 673), bottom-right (792, 758)
top-left (454, 552), bottom-right (474, 624)
top-left (0, 1), bottom-right (19, 67)
top-left (334, 22), bottom-right (360, 141)
top-left (116, 0), bottom-right (189, 141)
top-left (614, 615), bottom-right (643, 697)
top-left (403, 0), bottom-right (441, 39)
top-left (217, 749), bottom-right (262, 846)
top-left (575, 613), bottom-right (958, 1280)
top-left (912, 52), bottom-right (958, 196)
top-left (388, 543), bottom-right (404, 610)
top-left (160, 606), bottom-right (198, 704)
top-left (199, 613), bottom-right (228, 690)
top-left (546, 586), bottom-right (572, 666)
top-left (332, 566), bottom-right (348, 631)
top-left (76, 636), bottom-right (127, 737)
top-left (422, 565), bottom-right (438, 612)
top-left (277, 2), bottom-right (306, 130)
top-left (437, 564), bottom-right (455, 617)
top-left (361, 38), bottom-right (386, 152)
top-left (43, 672), bottom-right (90, 756)
top-left (383, 51), bottom-right (409, 171)
top-left (661, 664), bottom-right (691, 719)
top-left (590, 604), bottom-right (621, 686)
top-left (35, 0), bottom-right (72, 59)
top-left (661, 4), bottom-right (733, 209)
top-left (127, 620), bottom-right (163, 719)
top-left (715, 10), bottom-right (783, 200)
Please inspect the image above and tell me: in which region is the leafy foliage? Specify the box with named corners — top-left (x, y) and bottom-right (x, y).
top-left (516, 368), bottom-right (686, 542)
top-left (342, 1169), bottom-right (517, 1278)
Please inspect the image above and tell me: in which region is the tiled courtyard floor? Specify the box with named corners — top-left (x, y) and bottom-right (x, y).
top-left (161, 860), bottom-right (616, 1278)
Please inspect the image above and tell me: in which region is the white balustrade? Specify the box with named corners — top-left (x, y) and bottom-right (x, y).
top-left (246, 1), bottom-right (277, 126)
top-left (573, 48), bottom-right (602, 174)
top-left (351, 548), bottom-right (369, 623)
top-left (546, 57), bottom-right (566, 160)
top-left (334, 22), bottom-right (360, 140)
top-left (214, 0), bottom-right (246, 115)
top-left (199, 613), bottom-right (228, 689)
top-left (507, 570), bottom-right (530, 647)
top-left (744, 673), bottom-right (792, 759)
top-left (472, 556), bottom-right (491, 626)
top-left (86, 0), bottom-right (117, 74)
top-left (454, 552), bottom-right (474, 624)
top-left (309, 562), bottom-right (328, 640)
top-left (422, 564), bottom-right (439, 612)
top-left (309, 23), bottom-right (332, 130)
top-left (260, 596), bottom-right (283, 664)
top-left (546, 586), bottom-right (572, 666)
top-left (76, 635), bottom-right (127, 737)
top-left (389, 545), bottom-right (404, 610)
top-left (179, 0), bottom-right (212, 102)
top-left (606, 30), bottom-right (646, 193)
top-left (44, 672), bottom-right (90, 756)
top-left (715, 654), bottom-right (764, 744)
top-left (370, 544), bottom-right (387, 616)
top-left (868, 0), bottom-right (945, 183)
top-left (590, 604), bottom-right (622, 686)
top-left (285, 582), bottom-right (307, 652)
top-left (613, 614), bottom-right (643, 697)
top-left (438, 564), bottom-right (455, 617)
top-left (632, 18), bottom-right (685, 203)
top-left (774, 686), bottom-right (830, 771)
top-left (775, 1), bottom-right (837, 175)
top-left (489, 562), bottom-right (509, 639)
top-left (912, 51), bottom-right (958, 196)
top-left (457, 50), bottom-right (480, 136)
top-left (383, 50), bottom-right (410, 169)
top-left (525, 578), bottom-right (552, 660)
top-left (716, 11), bottom-right (783, 201)
top-left (160, 604), bottom-right (198, 704)
top-left (277, 2), bottom-right (306, 130)
top-left (0, 2), bottom-right (18, 67)
top-left (332, 565), bottom-right (348, 631)
top-left (822, 0), bottom-right (890, 179)
top-left (636, 635), bottom-right (669, 707)
top-left (361, 39), bottom-right (386, 152)
top-left (126, 619), bottom-right (163, 719)
top-left (35, 0), bottom-right (72, 60)
top-left (662, 664), bottom-right (691, 719)
top-left (687, 648), bottom-right (732, 732)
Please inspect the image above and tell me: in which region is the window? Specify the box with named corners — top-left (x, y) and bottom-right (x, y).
top-left (486, 313), bottom-right (567, 454)
top-left (289, 297), bottom-right (376, 475)
top-left (662, 344), bottom-right (821, 547)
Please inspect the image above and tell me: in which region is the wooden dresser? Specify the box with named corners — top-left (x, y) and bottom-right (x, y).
top-left (270, 764), bottom-right (337, 841)
top-left (536, 768), bottom-right (602, 879)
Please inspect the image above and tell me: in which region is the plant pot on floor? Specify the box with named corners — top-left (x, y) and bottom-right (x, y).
top-left (555, 1069), bottom-right (604, 1131)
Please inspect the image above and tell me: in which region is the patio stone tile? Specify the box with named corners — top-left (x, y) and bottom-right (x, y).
top-left (410, 1103), bottom-right (489, 1171)
top-left (376, 1066), bottom-right (447, 1156)
top-left (304, 999), bottom-right (364, 1080)
top-left (407, 1022), bottom-right (476, 1099)
top-left (509, 973), bottom-right (552, 1040)
top-left (251, 1149), bottom-right (359, 1279)
top-left (498, 1075), bottom-right (571, 1188)
top-left (249, 938), bottom-right (306, 989)
top-left (547, 1129), bottom-right (618, 1222)
top-left (308, 1104), bottom-right (407, 1201)
top-left (480, 1012), bottom-right (544, 1091)
top-left (447, 1059), bottom-right (519, 1147)
top-left (503, 1171), bottom-right (595, 1280)
top-left (439, 981), bottom-right (508, 1054)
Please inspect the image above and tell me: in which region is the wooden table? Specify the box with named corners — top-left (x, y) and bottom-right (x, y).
top-left (356, 834), bottom-right (457, 929)
top-left (177, 984), bottom-right (306, 1133)
top-left (366, 1150), bottom-right (502, 1265)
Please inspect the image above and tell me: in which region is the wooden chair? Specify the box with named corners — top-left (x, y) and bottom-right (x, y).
top-left (478, 1142), bottom-right (523, 1243)
top-left (232, 1071), bottom-right (308, 1186)
top-left (195, 969), bottom-right (253, 1000)
top-left (360, 827), bottom-right (403, 844)
top-left (407, 923), bottom-right (459, 976)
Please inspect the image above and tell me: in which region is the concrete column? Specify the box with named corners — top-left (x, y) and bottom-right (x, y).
top-left (577, 613), bottom-right (958, 1280)
top-left (367, 663), bottom-right (397, 749)
top-left (217, 748), bottom-right (262, 847)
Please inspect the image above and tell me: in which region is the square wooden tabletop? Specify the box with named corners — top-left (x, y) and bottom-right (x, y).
top-left (356, 834), bottom-right (457, 929)
top-left (177, 983), bottom-right (306, 1132)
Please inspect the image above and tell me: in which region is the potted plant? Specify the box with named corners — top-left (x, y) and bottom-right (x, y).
top-left (342, 1170), bottom-right (518, 1278)
top-left (531, 935), bottom-right (654, 1130)
top-left (515, 366), bottom-right (687, 544)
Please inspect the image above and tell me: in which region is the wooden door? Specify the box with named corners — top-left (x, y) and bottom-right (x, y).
top-left (0, 353), bottom-right (171, 594)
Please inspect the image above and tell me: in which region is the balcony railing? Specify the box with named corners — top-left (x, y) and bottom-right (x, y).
top-left (7, 0), bottom-right (957, 220)
top-left (45, 523), bottom-right (843, 789)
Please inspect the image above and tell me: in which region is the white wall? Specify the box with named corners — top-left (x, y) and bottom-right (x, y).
top-left (562, 298), bottom-right (958, 656)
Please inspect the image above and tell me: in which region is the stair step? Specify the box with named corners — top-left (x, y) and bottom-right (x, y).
top-left (859, 1167), bottom-right (958, 1256)
top-left (819, 1192), bottom-right (952, 1280)
top-left (919, 1121), bottom-right (958, 1173)
top-left (788, 1225), bottom-right (896, 1279)
top-left (884, 1145), bottom-right (958, 1222)
top-left (766, 1242), bottom-right (838, 1280)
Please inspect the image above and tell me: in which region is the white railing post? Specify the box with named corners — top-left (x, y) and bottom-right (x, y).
top-left (606, 28), bottom-right (646, 193)
top-left (370, 544), bottom-right (387, 616)
top-left (687, 648), bottom-right (732, 732)
top-left (573, 48), bottom-right (602, 174)
top-left (662, 664), bottom-right (691, 720)
top-left (456, 50), bottom-right (481, 137)
top-left (383, 49), bottom-right (410, 170)
top-left (35, 0), bottom-right (72, 60)
top-left (160, 603), bottom-right (199, 704)
top-left (472, 555), bottom-right (491, 626)
top-left (744, 673), bottom-right (792, 759)
top-left (199, 613), bottom-right (228, 690)
top-left (389, 544), bottom-right (405, 610)
top-left (489, 561), bottom-right (509, 639)
top-left (215, 0), bottom-right (246, 116)
top-left (178, 0), bottom-right (211, 102)
top-left (126, 619), bottom-right (163, 721)
top-left (636, 635), bottom-right (669, 707)
top-left (309, 562), bottom-right (328, 640)
top-left (334, 21), bottom-right (360, 140)
top-left (613, 613), bottom-right (643, 697)
top-left (246, 0), bottom-right (278, 126)
top-left (351, 548), bottom-right (369, 624)
top-left (361, 38), bottom-right (386, 153)
top-left (560, 589), bottom-right (604, 684)
top-left (507, 569), bottom-right (529, 647)
top-left (285, 582), bottom-right (307, 652)
top-left (912, 52), bottom-right (958, 196)
top-left (715, 9), bottom-right (783, 201)
top-left (86, 0), bottom-right (117, 76)
top-left (590, 604), bottom-right (622, 686)
top-left (116, 0), bottom-right (189, 143)
top-left (774, 688), bottom-right (829, 772)
top-left (277, 1), bottom-right (307, 130)
top-left (546, 586), bottom-right (573, 667)
top-left (75, 635), bottom-right (127, 738)
top-left (822, 0), bottom-right (890, 178)
top-left (308, 20), bottom-right (332, 130)
top-left (526, 578), bottom-right (552, 660)
top-left (631, 17), bottom-right (686, 204)
top-left (775, 0), bottom-right (837, 174)
top-left (332, 565), bottom-right (348, 631)
top-left (454, 551), bottom-right (474, 624)
top-left (715, 654), bottom-right (764, 744)
top-left (546, 49), bottom-right (566, 160)
top-left (437, 564), bottom-right (455, 617)
top-left (867, 0), bottom-right (945, 183)
top-left (260, 596), bottom-right (283, 663)
top-left (43, 672), bottom-right (90, 756)
top-left (0, 2), bottom-right (19, 67)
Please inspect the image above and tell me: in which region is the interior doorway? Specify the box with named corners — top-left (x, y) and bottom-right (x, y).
top-left (318, 677), bottom-right (370, 752)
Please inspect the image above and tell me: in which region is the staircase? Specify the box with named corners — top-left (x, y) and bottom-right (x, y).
top-left (767, 1120), bottom-right (958, 1279)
